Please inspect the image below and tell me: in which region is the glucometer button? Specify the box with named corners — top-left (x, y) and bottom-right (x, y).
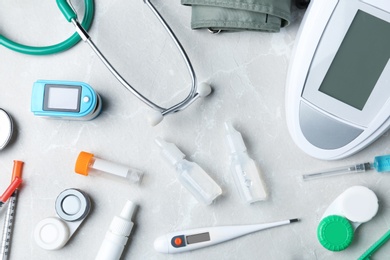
top-left (83, 96), bottom-right (90, 103)
top-left (299, 101), bottom-right (363, 149)
top-left (174, 237), bottom-right (183, 246)
top-left (171, 235), bottom-right (186, 248)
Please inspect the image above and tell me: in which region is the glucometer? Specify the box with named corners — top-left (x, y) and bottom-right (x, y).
top-left (286, 0), bottom-right (390, 160)
top-left (31, 80), bottom-right (102, 120)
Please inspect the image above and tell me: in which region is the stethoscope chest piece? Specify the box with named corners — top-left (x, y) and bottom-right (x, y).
top-left (0, 109), bottom-right (13, 150)
top-left (34, 188), bottom-right (91, 250)
top-left (56, 0), bottom-right (212, 126)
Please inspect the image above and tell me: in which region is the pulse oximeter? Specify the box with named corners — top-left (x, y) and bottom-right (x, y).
top-left (31, 80), bottom-right (102, 120)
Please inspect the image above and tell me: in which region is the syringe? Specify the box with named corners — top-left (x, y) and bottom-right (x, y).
top-left (0, 178), bottom-right (22, 212)
top-left (0, 161), bottom-right (24, 260)
top-left (302, 154), bottom-right (390, 181)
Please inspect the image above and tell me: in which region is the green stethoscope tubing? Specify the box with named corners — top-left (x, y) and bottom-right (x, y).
top-left (0, 0), bottom-right (94, 55)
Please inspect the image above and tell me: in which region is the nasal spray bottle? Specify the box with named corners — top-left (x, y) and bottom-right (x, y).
top-left (155, 137), bottom-right (222, 205)
top-left (95, 201), bottom-right (136, 260)
top-left (225, 122), bottom-right (267, 204)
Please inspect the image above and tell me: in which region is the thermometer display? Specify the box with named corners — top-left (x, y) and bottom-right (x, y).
top-left (186, 232), bottom-right (211, 244)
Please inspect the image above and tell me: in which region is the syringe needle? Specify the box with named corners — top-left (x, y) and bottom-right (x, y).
top-left (302, 162), bottom-right (372, 181)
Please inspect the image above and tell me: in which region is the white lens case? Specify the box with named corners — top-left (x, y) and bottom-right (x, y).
top-left (34, 188), bottom-right (91, 250)
top-left (317, 186), bottom-right (378, 251)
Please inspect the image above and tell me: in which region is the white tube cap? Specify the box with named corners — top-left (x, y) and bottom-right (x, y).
top-left (155, 137), bottom-right (185, 165)
top-left (225, 121), bottom-right (247, 153)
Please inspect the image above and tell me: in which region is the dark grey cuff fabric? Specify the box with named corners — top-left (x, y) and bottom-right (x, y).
top-left (181, 0), bottom-right (292, 32)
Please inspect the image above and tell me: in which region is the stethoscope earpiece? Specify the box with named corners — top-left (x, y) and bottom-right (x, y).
top-left (146, 82), bottom-right (212, 126)
top-left (56, 0), bottom-right (212, 125)
top-left (197, 82), bottom-right (212, 98)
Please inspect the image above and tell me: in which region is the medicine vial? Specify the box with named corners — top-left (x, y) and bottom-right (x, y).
top-left (225, 122), bottom-right (267, 204)
top-left (155, 137), bottom-right (222, 205)
top-left (75, 151), bottom-right (144, 184)
top-left (95, 200), bottom-right (136, 260)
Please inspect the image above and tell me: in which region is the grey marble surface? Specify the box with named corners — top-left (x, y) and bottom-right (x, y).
top-left (0, 1), bottom-right (389, 259)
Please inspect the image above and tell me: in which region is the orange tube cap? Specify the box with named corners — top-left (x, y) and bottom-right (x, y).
top-left (75, 151), bottom-right (94, 176)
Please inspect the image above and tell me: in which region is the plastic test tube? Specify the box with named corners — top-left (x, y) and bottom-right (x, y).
top-left (75, 151), bottom-right (144, 184)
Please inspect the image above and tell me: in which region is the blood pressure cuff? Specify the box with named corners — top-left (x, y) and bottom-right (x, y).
top-left (181, 0), bottom-right (291, 32)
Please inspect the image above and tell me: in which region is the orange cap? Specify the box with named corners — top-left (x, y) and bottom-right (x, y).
top-left (0, 177), bottom-right (22, 203)
top-left (12, 160), bottom-right (24, 181)
top-left (75, 151), bottom-right (94, 176)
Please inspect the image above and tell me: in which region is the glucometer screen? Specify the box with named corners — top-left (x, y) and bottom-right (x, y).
top-left (43, 84), bottom-right (81, 112)
top-left (186, 232), bottom-right (210, 244)
top-left (319, 10), bottom-right (390, 110)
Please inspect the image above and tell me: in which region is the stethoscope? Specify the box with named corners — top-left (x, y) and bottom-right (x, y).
top-left (1, 0), bottom-right (211, 126)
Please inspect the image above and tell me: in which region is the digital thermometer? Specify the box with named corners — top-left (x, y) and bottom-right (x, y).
top-left (154, 219), bottom-right (299, 254)
top-left (286, 0), bottom-right (390, 160)
top-left (31, 80), bottom-right (101, 120)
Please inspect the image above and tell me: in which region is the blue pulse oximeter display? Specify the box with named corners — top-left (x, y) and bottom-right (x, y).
top-left (31, 80), bottom-right (102, 120)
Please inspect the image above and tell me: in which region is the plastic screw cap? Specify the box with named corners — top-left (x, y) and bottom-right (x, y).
top-left (317, 215), bottom-right (354, 251)
top-left (55, 189), bottom-right (91, 222)
top-left (34, 217), bottom-right (70, 250)
top-left (340, 186), bottom-right (378, 223)
top-left (75, 151), bottom-right (94, 175)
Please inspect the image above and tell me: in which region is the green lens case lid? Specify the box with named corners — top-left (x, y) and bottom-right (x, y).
top-left (317, 215), bottom-right (354, 251)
